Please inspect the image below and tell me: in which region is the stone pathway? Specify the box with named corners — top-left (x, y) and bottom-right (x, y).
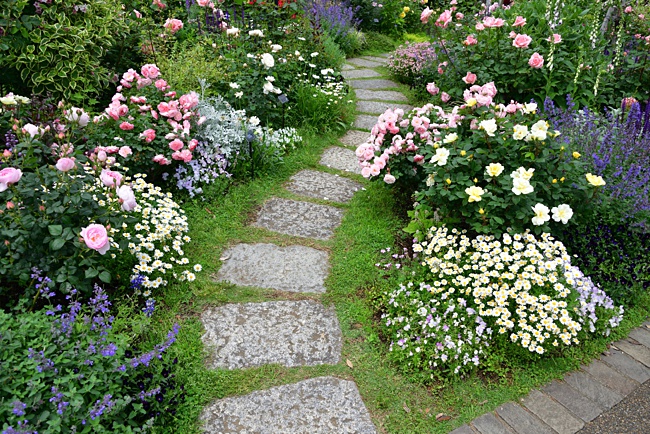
top-left (199, 54), bottom-right (405, 433)
top-left (452, 322), bottom-right (650, 434)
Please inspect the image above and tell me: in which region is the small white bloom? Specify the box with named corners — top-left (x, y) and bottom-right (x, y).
top-left (551, 204), bottom-right (573, 224)
top-left (260, 52), bottom-right (275, 68)
top-left (479, 119), bottom-right (498, 136)
top-left (229, 82), bottom-right (240, 89)
top-left (531, 203), bottom-right (550, 226)
top-left (249, 116), bottom-right (260, 126)
top-left (443, 132), bottom-right (458, 143)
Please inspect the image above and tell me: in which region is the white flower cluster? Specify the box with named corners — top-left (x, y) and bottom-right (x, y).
top-left (255, 127), bottom-right (302, 154)
top-left (413, 226), bottom-right (623, 355)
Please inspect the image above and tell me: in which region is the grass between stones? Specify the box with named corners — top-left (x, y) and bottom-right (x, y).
top-left (141, 71), bottom-right (650, 434)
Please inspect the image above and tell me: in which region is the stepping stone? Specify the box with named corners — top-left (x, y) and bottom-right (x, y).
top-left (629, 327), bottom-right (650, 347)
top-left (361, 55), bottom-right (387, 64)
top-left (357, 100), bottom-right (413, 115)
top-left (201, 300), bottom-right (342, 369)
top-left (450, 425), bottom-right (477, 434)
top-left (286, 169), bottom-right (362, 203)
top-left (342, 64), bottom-right (355, 71)
top-left (200, 376), bottom-right (376, 433)
top-left (339, 129), bottom-right (371, 148)
top-left (582, 360), bottom-right (639, 396)
top-left (563, 371), bottom-right (623, 409)
top-left (215, 243), bottom-right (329, 293)
top-left (600, 348), bottom-right (650, 383)
top-left (354, 114), bottom-right (378, 130)
top-left (348, 79), bottom-right (400, 90)
top-left (253, 197), bottom-right (344, 240)
top-left (540, 380), bottom-right (603, 423)
top-left (471, 412), bottom-right (514, 434)
top-left (495, 402), bottom-right (554, 434)
top-left (613, 339), bottom-right (650, 367)
top-left (320, 147), bottom-right (362, 174)
top-left (342, 69), bottom-right (381, 79)
top-left (521, 389), bottom-right (584, 434)
top-left (347, 58), bottom-right (383, 68)
top-left (355, 89), bottom-right (409, 102)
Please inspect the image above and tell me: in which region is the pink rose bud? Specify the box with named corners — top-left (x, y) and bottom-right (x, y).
top-left (6, 201), bottom-right (14, 209)
top-left (441, 92), bottom-right (451, 103)
top-left (462, 71), bottom-right (477, 84)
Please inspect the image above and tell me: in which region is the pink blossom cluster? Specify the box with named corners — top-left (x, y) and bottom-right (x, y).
top-left (387, 42), bottom-right (438, 80)
top-left (462, 82), bottom-right (498, 107)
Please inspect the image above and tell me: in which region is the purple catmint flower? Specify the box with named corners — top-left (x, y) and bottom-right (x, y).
top-left (11, 400), bottom-right (26, 416)
top-left (142, 298), bottom-right (155, 317)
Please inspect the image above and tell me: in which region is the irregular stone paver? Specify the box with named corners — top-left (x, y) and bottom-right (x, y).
top-left (450, 425), bottom-right (478, 434)
top-left (215, 243), bottom-right (329, 293)
top-left (286, 170), bottom-right (362, 203)
top-left (342, 64), bottom-right (355, 71)
top-left (471, 412), bottom-right (514, 434)
top-left (253, 197), bottom-right (344, 240)
top-left (342, 69), bottom-right (381, 79)
top-left (582, 360), bottom-right (639, 396)
top-left (357, 100), bottom-right (412, 115)
top-left (563, 371), bottom-right (623, 409)
top-left (355, 89), bottom-right (409, 101)
top-left (601, 348), bottom-right (650, 383)
top-left (201, 301), bottom-right (342, 369)
top-left (339, 129), bottom-right (370, 148)
top-left (200, 376), bottom-right (377, 434)
top-left (496, 403), bottom-right (554, 434)
top-left (354, 114), bottom-right (379, 130)
top-left (629, 327), bottom-right (650, 347)
top-left (541, 380), bottom-right (603, 423)
top-left (360, 55), bottom-right (387, 64)
top-left (348, 79), bottom-right (400, 90)
top-left (613, 339), bottom-right (650, 367)
top-left (522, 390), bottom-right (584, 434)
top-left (347, 58), bottom-right (383, 68)
top-left (320, 147), bottom-right (362, 175)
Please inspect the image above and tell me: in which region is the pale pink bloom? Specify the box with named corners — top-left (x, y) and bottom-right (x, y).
top-left (384, 173), bottom-right (396, 184)
top-left (169, 139), bottom-right (184, 151)
top-left (513, 34), bottom-right (532, 48)
top-left (435, 10), bottom-right (453, 28)
top-left (97, 150), bottom-right (107, 162)
top-left (624, 6), bottom-right (632, 13)
top-left (119, 121), bottom-right (134, 131)
top-left (140, 64), bottom-right (160, 79)
top-left (369, 165), bottom-right (381, 177)
top-left (172, 149), bottom-right (193, 162)
top-left (188, 139), bottom-right (198, 151)
top-left (505, 102), bottom-right (519, 113)
top-left (151, 110), bottom-right (159, 120)
top-left (100, 169), bottom-right (123, 187)
top-left (104, 146), bottom-right (120, 154)
top-left (529, 52), bottom-right (544, 69)
top-left (0, 168), bottom-right (22, 192)
top-left (483, 16), bottom-right (505, 27)
top-left (155, 79), bottom-right (169, 91)
top-left (551, 33), bottom-right (562, 44)
top-left (65, 107), bottom-right (90, 127)
top-left (120, 80), bottom-right (132, 89)
top-left (130, 96), bottom-right (146, 104)
top-left (456, 12), bottom-right (464, 19)
top-left (463, 34), bottom-right (478, 45)
top-left (361, 166), bottom-right (372, 178)
top-left (441, 92), bottom-right (451, 103)
top-left (476, 94), bottom-right (492, 106)
top-left (164, 18), bottom-right (183, 34)
top-left (462, 71), bottom-right (477, 84)
top-left (481, 82), bottom-right (498, 98)
top-left (470, 119), bottom-right (478, 129)
top-left (197, 0), bottom-right (210, 5)
top-left (639, 14), bottom-right (645, 19)
top-left (153, 154), bottom-right (169, 165)
top-left (117, 185), bottom-right (137, 211)
top-left (134, 9), bottom-right (142, 18)
top-left (475, 22), bottom-right (485, 31)
top-left (136, 78), bottom-right (152, 89)
top-left (165, 91), bottom-right (177, 98)
top-left (152, 0), bottom-right (165, 9)
top-left (426, 82), bottom-right (439, 95)
top-left (420, 7), bottom-right (433, 23)
top-left (512, 16), bottom-right (526, 27)
top-left (509, 31), bottom-right (517, 38)
top-left (80, 224), bottom-right (110, 255)
top-left (413, 154), bottom-right (425, 164)
top-left (23, 123), bottom-right (43, 137)
top-left (140, 129), bottom-right (156, 143)
top-left (179, 91), bottom-right (199, 110)
top-left (122, 69), bottom-right (139, 82)
top-left (118, 146), bottom-right (132, 158)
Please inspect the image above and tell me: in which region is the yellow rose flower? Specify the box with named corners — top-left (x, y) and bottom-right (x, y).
top-left (465, 185), bottom-right (485, 202)
top-left (446, 178), bottom-right (451, 184)
top-left (586, 173), bottom-right (606, 186)
top-left (399, 12), bottom-right (406, 18)
top-left (460, 150), bottom-right (467, 156)
top-left (552, 179), bottom-right (557, 183)
top-left (560, 177), bottom-right (565, 182)
top-left (479, 208), bottom-right (485, 214)
top-left (466, 98), bottom-right (477, 107)
top-left (572, 152), bottom-right (581, 159)
top-left (403, 6), bottom-right (410, 12)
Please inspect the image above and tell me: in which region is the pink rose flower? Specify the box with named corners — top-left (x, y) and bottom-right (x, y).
top-left (413, 154), bottom-right (425, 164)
top-left (509, 31), bottom-right (517, 38)
top-left (462, 71), bottom-right (477, 84)
top-left (463, 34), bottom-right (478, 45)
top-left (188, 139), bottom-right (198, 151)
top-left (118, 146), bottom-right (133, 158)
top-left (137, 78), bottom-right (152, 89)
top-left (55, 157), bottom-right (76, 172)
top-left (455, 12), bottom-right (464, 19)
top-left (426, 82), bottom-right (440, 95)
top-left (172, 149), bottom-right (193, 162)
top-left (100, 169), bottom-right (123, 188)
top-left (163, 18), bottom-right (183, 34)
top-left (383, 173), bottom-right (396, 184)
top-left (169, 139), bottom-right (184, 151)
top-left (481, 82), bottom-right (498, 98)
top-left (624, 6), bottom-right (632, 13)
top-left (117, 185), bottom-right (137, 211)
top-left (155, 79), bottom-right (169, 91)
top-left (475, 22), bottom-right (485, 31)
top-left (179, 91), bottom-right (199, 110)
top-left (134, 9), bottom-right (142, 18)
top-left (140, 64), bottom-right (160, 79)
top-left (152, 0), bottom-right (166, 9)
top-left (551, 33), bottom-right (562, 44)
top-left (0, 167), bottom-right (22, 192)
top-left (122, 69), bottom-right (139, 82)
top-left (512, 16), bottom-right (526, 27)
top-left (197, 0), bottom-right (210, 5)
top-left (441, 92), bottom-right (451, 103)
top-left (141, 129), bottom-right (156, 142)
top-left (483, 17), bottom-right (505, 28)
top-left (435, 9), bottom-right (453, 28)
top-left (361, 166), bottom-right (372, 178)
top-left (119, 121), bottom-right (134, 131)
top-left (153, 154), bottom-right (170, 165)
top-left (529, 52), bottom-right (544, 69)
top-left (80, 224), bottom-right (110, 255)
top-left (513, 34), bottom-right (532, 48)
top-left (420, 7), bottom-right (433, 23)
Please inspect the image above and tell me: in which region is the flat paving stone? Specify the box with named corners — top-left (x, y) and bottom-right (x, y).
top-left (252, 197), bottom-right (344, 240)
top-left (347, 58), bottom-right (384, 68)
top-left (354, 114), bottom-right (379, 130)
top-left (613, 339), bottom-right (650, 367)
top-left (355, 89), bottom-right (409, 101)
top-left (341, 64), bottom-right (355, 71)
top-left (320, 147), bottom-right (362, 175)
top-left (582, 360), bottom-right (639, 396)
top-left (356, 100), bottom-right (412, 115)
top-left (342, 69), bottom-right (381, 79)
top-left (600, 348), bottom-right (650, 383)
top-left (471, 412), bottom-right (514, 434)
top-left (629, 327), bottom-right (650, 347)
top-left (339, 129), bottom-right (371, 147)
top-left (361, 55), bottom-right (387, 64)
top-left (201, 300), bottom-right (342, 369)
top-left (287, 169), bottom-right (361, 203)
top-left (200, 376), bottom-right (377, 434)
top-left (215, 243), bottom-right (329, 293)
top-left (450, 425), bottom-right (478, 434)
top-left (496, 402), bottom-right (555, 434)
top-left (348, 79), bottom-right (400, 90)
top-left (541, 380), bottom-right (604, 423)
top-left (522, 389), bottom-right (584, 434)
top-left (563, 371), bottom-right (623, 409)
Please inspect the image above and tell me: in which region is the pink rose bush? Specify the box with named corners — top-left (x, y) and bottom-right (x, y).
top-left (91, 63), bottom-right (202, 180)
top-left (356, 81), bottom-right (602, 236)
